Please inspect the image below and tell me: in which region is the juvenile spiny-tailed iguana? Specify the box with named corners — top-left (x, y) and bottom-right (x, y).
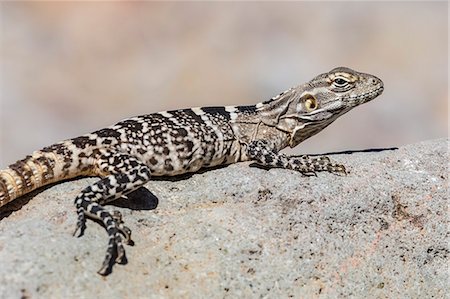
top-left (0, 67), bottom-right (384, 275)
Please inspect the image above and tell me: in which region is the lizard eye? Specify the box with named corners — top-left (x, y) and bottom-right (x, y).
top-left (334, 78), bottom-right (348, 86)
top-left (304, 95), bottom-right (318, 111)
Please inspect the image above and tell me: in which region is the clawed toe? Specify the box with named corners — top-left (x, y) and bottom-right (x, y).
top-left (115, 236), bottom-right (127, 264)
top-left (112, 210), bottom-right (133, 244)
top-left (97, 231), bottom-right (127, 275)
top-left (73, 215), bottom-right (86, 237)
top-left (98, 256), bottom-right (112, 276)
top-left (119, 225), bottom-right (132, 244)
top-left (332, 164), bottom-right (347, 175)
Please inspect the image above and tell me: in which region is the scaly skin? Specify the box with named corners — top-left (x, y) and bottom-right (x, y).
top-left (0, 67), bottom-right (384, 275)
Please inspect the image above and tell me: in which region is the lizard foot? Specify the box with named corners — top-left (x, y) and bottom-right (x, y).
top-left (73, 208), bottom-right (86, 237)
top-left (97, 218), bottom-right (128, 276)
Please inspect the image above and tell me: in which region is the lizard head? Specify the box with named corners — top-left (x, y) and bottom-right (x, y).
top-left (304, 66), bottom-right (384, 111)
top-left (258, 67), bottom-right (384, 147)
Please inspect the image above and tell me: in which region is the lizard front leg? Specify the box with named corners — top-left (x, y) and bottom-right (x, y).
top-left (73, 152), bottom-right (151, 275)
top-left (246, 140), bottom-right (346, 176)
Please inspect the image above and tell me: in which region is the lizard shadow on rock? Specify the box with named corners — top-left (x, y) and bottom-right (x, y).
top-left (308, 146), bottom-right (399, 156)
top-left (111, 187), bottom-right (159, 210)
top-left (0, 185), bottom-right (55, 220)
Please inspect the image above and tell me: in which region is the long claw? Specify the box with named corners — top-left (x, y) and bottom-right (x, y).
top-left (73, 213), bottom-right (86, 237)
top-left (119, 226), bottom-right (132, 244)
top-left (97, 256), bottom-right (112, 276)
top-left (115, 237), bottom-right (126, 264)
top-left (112, 210), bottom-right (133, 244)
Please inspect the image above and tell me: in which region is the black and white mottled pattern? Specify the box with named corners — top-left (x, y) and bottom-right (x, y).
top-left (0, 67), bottom-right (384, 275)
top-left (247, 140), bottom-right (346, 175)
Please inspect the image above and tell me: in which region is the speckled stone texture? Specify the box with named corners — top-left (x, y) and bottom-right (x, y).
top-left (0, 139), bottom-right (447, 298)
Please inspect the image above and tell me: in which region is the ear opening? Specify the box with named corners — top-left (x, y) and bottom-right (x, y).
top-left (279, 92), bottom-right (317, 121)
top-left (302, 94), bottom-right (318, 112)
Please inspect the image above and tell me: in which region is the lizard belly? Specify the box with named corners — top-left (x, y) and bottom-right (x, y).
top-left (138, 137), bottom-right (237, 176)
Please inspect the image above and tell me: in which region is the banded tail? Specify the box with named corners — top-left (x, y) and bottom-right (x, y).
top-left (0, 142), bottom-right (93, 208)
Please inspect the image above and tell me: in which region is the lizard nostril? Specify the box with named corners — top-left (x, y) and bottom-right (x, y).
top-left (370, 78), bottom-right (378, 85)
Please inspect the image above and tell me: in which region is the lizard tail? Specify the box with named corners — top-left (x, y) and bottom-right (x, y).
top-left (0, 148), bottom-right (81, 208)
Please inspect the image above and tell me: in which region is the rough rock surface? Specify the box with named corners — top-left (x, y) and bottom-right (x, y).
top-left (0, 139), bottom-right (448, 298)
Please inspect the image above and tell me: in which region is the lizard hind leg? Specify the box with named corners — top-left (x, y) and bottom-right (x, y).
top-left (73, 152), bottom-right (151, 275)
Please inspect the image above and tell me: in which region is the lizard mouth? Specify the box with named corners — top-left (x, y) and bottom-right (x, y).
top-left (344, 85), bottom-right (384, 106)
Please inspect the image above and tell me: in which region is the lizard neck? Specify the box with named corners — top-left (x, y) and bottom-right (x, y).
top-left (229, 103), bottom-right (293, 152)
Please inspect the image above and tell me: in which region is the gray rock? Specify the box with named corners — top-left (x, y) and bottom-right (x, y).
top-left (0, 139), bottom-right (448, 298)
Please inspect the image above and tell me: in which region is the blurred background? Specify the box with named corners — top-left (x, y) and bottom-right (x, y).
top-left (0, 2), bottom-right (447, 168)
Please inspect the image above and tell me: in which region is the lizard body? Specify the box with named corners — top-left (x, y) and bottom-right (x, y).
top-left (0, 67), bottom-right (384, 275)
